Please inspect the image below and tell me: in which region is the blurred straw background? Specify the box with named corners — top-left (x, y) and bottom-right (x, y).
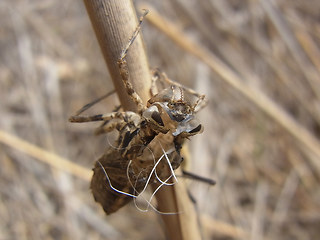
top-left (1, 0), bottom-right (320, 239)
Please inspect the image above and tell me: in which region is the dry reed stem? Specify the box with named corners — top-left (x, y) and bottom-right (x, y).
top-left (142, 5), bottom-right (320, 175)
top-left (2, 1), bottom-right (318, 239)
top-left (201, 214), bottom-right (248, 239)
top-left (83, 1), bottom-right (200, 239)
top-left (83, 0), bottom-right (151, 111)
top-left (0, 129), bottom-right (91, 181)
top-left (260, 0), bottom-right (320, 99)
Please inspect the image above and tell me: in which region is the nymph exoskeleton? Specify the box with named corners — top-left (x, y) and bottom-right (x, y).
top-left (69, 10), bottom-right (207, 214)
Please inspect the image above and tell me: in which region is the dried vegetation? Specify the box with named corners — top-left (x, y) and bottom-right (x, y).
top-left (1, 0), bottom-right (320, 239)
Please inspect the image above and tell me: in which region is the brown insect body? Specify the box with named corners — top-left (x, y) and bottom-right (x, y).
top-left (90, 87), bottom-right (203, 214)
top-left (91, 133), bottom-right (181, 215)
top-left (69, 11), bottom-right (206, 215)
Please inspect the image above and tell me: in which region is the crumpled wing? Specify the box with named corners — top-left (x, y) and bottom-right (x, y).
top-left (90, 149), bottom-right (145, 215)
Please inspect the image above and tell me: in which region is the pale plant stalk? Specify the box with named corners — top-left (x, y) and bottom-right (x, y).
top-left (83, 0), bottom-right (201, 239)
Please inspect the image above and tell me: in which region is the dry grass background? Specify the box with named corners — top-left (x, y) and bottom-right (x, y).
top-left (1, 0), bottom-right (320, 239)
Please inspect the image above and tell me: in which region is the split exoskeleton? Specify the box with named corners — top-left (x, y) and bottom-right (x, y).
top-left (69, 10), bottom-right (207, 214)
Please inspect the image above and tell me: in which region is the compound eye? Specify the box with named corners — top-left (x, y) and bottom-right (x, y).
top-left (172, 118), bottom-right (203, 136)
top-left (188, 124), bottom-right (202, 134)
top-left (143, 105), bottom-right (164, 126)
top-left (151, 111), bottom-right (164, 126)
